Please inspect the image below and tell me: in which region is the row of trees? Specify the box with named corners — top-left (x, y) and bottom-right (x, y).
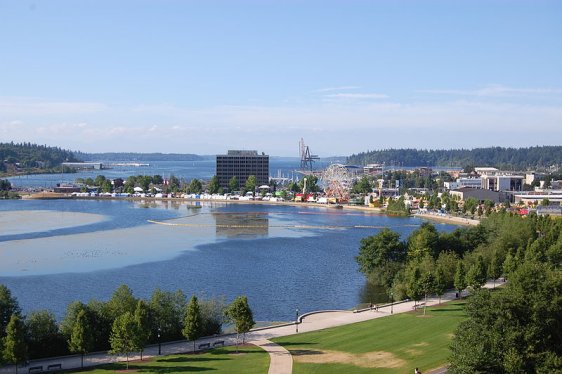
top-left (0, 285), bottom-right (255, 369)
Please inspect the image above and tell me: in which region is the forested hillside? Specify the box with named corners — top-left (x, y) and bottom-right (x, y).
top-left (0, 142), bottom-right (80, 174)
top-left (347, 146), bottom-right (562, 169)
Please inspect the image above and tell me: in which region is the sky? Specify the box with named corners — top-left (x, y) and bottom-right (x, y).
top-left (1, 0), bottom-right (561, 157)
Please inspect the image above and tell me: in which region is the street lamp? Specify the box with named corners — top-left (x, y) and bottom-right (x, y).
top-left (157, 327), bottom-right (161, 355)
top-left (390, 292), bottom-right (394, 314)
top-left (295, 308), bottom-right (299, 333)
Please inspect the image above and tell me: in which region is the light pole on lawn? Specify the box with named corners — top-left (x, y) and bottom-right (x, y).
top-left (157, 327), bottom-right (161, 355)
top-left (296, 308), bottom-right (299, 333)
top-left (390, 292), bottom-right (394, 314)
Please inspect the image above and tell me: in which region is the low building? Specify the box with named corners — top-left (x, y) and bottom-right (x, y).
top-left (450, 187), bottom-right (504, 203)
top-left (481, 175), bottom-right (524, 191)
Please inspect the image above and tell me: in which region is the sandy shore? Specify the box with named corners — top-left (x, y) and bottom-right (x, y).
top-left (414, 212), bottom-right (479, 226)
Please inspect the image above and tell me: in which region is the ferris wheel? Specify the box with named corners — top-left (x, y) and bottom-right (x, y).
top-left (321, 164), bottom-right (351, 202)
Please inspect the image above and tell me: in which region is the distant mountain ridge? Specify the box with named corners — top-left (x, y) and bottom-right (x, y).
top-left (76, 152), bottom-right (205, 162)
top-left (347, 146), bottom-right (562, 170)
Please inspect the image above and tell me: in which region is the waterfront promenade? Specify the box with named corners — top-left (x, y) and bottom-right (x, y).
top-left (0, 280), bottom-right (503, 374)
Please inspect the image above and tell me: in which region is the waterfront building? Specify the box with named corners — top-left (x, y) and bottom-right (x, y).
top-left (216, 150), bottom-right (269, 191)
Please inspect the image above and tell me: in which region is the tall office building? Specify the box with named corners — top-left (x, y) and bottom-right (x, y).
top-left (216, 150), bottom-right (269, 191)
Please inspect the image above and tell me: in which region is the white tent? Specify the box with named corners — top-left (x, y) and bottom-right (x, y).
top-left (133, 186), bottom-right (144, 192)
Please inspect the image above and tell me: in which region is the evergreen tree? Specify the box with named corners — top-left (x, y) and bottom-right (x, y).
top-left (466, 255), bottom-right (487, 290)
top-left (228, 176), bottom-right (239, 193)
top-left (2, 314), bottom-right (27, 374)
top-left (182, 296), bottom-right (202, 352)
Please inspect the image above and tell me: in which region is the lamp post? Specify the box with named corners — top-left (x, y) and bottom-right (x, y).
top-left (295, 308), bottom-right (299, 333)
top-left (390, 292), bottom-right (394, 314)
top-left (157, 327), bottom-right (161, 355)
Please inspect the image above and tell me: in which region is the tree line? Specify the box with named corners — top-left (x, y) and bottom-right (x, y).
top-left (0, 285), bottom-right (255, 370)
top-left (356, 212), bottom-right (562, 372)
top-left (347, 146), bottom-right (562, 170)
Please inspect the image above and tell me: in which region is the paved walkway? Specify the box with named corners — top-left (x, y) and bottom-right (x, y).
top-left (0, 280), bottom-right (504, 374)
top-left (252, 339), bottom-right (293, 374)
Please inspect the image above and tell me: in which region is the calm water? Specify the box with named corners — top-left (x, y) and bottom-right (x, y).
top-left (7, 158), bottom-right (335, 188)
top-left (0, 199), bottom-right (457, 322)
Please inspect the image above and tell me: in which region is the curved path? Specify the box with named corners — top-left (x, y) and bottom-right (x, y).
top-left (252, 339), bottom-right (293, 374)
top-left (0, 280), bottom-right (504, 374)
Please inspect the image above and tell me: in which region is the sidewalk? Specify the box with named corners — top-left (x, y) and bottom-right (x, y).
top-left (0, 280), bottom-right (504, 374)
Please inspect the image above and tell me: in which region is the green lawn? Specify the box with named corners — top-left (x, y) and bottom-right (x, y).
top-left (273, 302), bottom-right (467, 374)
top-left (66, 345), bottom-right (269, 373)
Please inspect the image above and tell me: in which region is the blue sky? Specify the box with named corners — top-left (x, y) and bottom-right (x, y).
top-left (1, 0), bottom-right (561, 156)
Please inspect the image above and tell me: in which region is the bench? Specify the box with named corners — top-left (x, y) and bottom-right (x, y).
top-left (29, 366), bottom-right (43, 374)
top-left (213, 340), bottom-right (225, 347)
top-left (412, 303), bottom-right (426, 310)
top-left (47, 364), bottom-right (62, 371)
top-left (198, 343), bottom-right (211, 350)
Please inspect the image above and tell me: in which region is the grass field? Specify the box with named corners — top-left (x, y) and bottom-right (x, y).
top-left (66, 345), bottom-right (269, 373)
top-left (273, 301), bottom-right (467, 374)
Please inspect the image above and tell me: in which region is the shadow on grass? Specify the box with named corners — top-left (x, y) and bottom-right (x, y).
top-left (289, 349), bottom-right (325, 356)
top-left (135, 365), bottom-right (214, 372)
top-left (272, 341), bottom-right (317, 347)
top-left (158, 356), bottom-right (228, 363)
top-left (430, 307), bottom-right (464, 313)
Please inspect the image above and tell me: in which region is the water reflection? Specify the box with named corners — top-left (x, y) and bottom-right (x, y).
top-left (212, 212), bottom-right (269, 238)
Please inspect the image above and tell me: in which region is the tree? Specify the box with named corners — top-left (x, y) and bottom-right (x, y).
top-left (3, 314), bottom-right (27, 373)
top-left (188, 178), bottom-right (203, 194)
top-left (109, 312), bottom-right (138, 370)
top-left (228, 176), bottom-right (239, 193)
top-left (224, 296), bottom-right (255, 351)
top-left (168, 175), bottom-right (180, 192)
top-left (68, 310), bottom-right (94, 368)
top-left (208, 176), bottom-right (220, 194)
top-left (434, 266), bottom-right (447, 304)
top-left (488, 250), bottom-right (503, 287)
top-left (107, 284), bottom-right (137, 321)
top-left (406, 266), bottom-right (423, 305)
top-left (298, 175), bottom-right (319, 193)
top-left (182, 296), bottom-right (202, 352)
top-left (407, 222), bottom-right (440, 260)
top-left (420, 271), bottom-right (436, 315)
top-left (133, 301), bottom-right (150, 360)
top-left (25, 310), bottom-right (66, 359)
top-left (466, 255), bottom-right (487, 290)
top-left (454, 261), bottom-right (467, 297)
top-left (244, 175), bottom-right (257, 196)
top-left (149, 289), bottom-right (186, 341)
top-left (199, 296), bottom-right (226, 337)
top-left (352, 175), bottom-right (372, 194)
top-left (356, 228), bottom-right (406, 275)
top-left (0, 284), bottom-right (21, 339)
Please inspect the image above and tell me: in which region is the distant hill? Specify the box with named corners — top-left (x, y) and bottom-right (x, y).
top-left (347, 146), bottom-right (562, 170)
top-left (76, 152), bottom-right (205, 162)
top-left (0, 142), bottom-right (80, 174)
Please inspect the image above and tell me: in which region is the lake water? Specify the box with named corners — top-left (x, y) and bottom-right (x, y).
top-left (0, 198), bottom-right (457, 322)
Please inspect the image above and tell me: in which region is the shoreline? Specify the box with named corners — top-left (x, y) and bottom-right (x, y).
top-left (414, 212), bottom-right (479, 226)
top-left (20, 192), bottom-right (480, 226)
